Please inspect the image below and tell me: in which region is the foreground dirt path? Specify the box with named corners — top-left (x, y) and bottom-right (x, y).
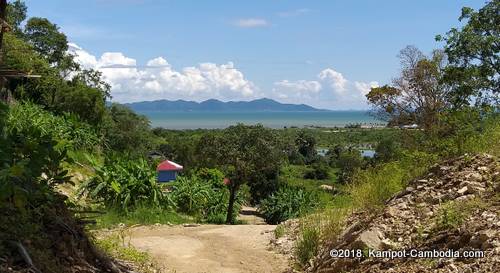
top-left (127, 224), bottom-right (289, 273)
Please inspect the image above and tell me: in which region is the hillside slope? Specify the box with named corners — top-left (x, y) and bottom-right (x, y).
top-left (313, 154), bottom-right (500, 273)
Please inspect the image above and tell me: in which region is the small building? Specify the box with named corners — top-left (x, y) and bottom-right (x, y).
top-left (156, 160), bottom-right (183, 182)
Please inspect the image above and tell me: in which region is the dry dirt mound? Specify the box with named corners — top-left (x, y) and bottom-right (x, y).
top-left (126, 224), bottom-right (290, 273)
top-left (313, 154), bottom-right (500, 273)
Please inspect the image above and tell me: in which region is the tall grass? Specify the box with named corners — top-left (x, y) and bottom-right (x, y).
top-left (349, 162), bottom-right (406, 211)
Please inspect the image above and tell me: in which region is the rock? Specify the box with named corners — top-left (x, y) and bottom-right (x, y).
top-left (457, 186), bottom-right (468, 195)
top-left (352, 227), bottom-right (384, 250)
top-left (470, 172), bottom-right (483, 182)
top-left (312, 154), bottom-right (500, 273)
top-left (319, 184), bottom-right (334, 191)
top-left (448, 263), bottom-right (459, 272)
top-left (380, 238), bottom-right (399, 250)
top-left (405, 186), bottom-right (415, 192)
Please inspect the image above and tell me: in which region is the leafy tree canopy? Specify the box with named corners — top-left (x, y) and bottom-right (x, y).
top-left (437, 0), bottom-right (499, 107)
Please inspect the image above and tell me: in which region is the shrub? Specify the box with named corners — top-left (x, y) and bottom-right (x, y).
top-left (337, 150), bottom-right (364, 183)
top-left (78, 156), bottom-right (169, 212)
top-left (433, 198), bottom-right (487, 231)
top-left (171, 176), bottom-right (212, 215)
top-left (259, 185), bottom-right (319, 224)
top-left (420, 110), bottom-right (500, 158)
top-left (304, 162), bottom-right (330, 180)
top-left (375, 137), bottom-right (401, 162)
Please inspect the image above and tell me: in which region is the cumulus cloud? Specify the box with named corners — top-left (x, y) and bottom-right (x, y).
top-left (272, 80), bottom-right (322, 99)
top-left (271, 68), bottom-right (378, 109)
top-left (318, 68), bottom-right (348, 93)
top-left (68, 43), bottom-right (377, 109)
top-left (68, 43), bottom-right (97, 68)
top-left (68, 43), bottom-right (257, 102)
top-left (233, 18), bottom-right (269, 28)
top-left (354, 81), bottom-right (380, 96)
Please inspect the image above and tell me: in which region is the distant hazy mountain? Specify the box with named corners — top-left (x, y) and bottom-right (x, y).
top-left (125, 98), bottom-right (326, 112)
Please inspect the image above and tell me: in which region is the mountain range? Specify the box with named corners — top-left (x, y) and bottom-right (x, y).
top-left (125, 98), bottom-right (326, 112)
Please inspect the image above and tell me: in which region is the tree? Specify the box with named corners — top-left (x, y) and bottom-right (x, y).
top-left (101, 103), bottom-right (158, 153)
top-left (337, 149), bottom-right (363, 183)
top-left (6, 0), bottom-right (26, 33)
top-left (295, 129), bottom-right (317, 163)
top-left (375, 138), bottom-right (401, 162)
top-left (197, 124), bottom-right (284, 224)
top-left (24, 17), bottom-right (68, 66)
top-left (366, 46), bottom-right (451, 129)
top-left (72, 69), bottom-right (112, 100)
top-left (436, 1), bottom-right (499, 107)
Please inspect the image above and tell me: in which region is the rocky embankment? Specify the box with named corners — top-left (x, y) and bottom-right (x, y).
top-left (313, 154), bottom-right (500, 273)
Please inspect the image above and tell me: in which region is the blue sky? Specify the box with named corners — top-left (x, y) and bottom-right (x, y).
top-left (25, 0), bottom-right (486, 109)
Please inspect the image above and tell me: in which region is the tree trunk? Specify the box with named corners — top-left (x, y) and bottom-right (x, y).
top-left (225, 185), bottom-right (237, 224)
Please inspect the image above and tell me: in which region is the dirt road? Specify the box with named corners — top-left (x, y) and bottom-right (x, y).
top-left (127, 224), bottom-right (290, 273)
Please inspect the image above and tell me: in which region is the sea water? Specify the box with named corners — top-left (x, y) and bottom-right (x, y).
top-left (137, 111), bottom-right (383, 130)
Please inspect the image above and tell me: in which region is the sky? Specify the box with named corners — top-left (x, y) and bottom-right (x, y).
top-left (24, 0), bottom-right (486, 110)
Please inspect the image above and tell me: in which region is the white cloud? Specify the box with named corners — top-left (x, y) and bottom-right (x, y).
top-left (68, 43), bottom-right (378, 109)
top-left (354, 81), bottom-right (379, 96)
top-left (277, 8), bottom-right (310, 17)
top-left (273, 80), bottom-right (322, 99)
top-left (68, 43), bottom-right (97, 68)
top-left (233, 18), bottom-right (269, 28)
top-left (68, 43), bottom-right (258, 102)
top-left (318, 68), bottom-right (348, 93)
top-left (271, 68), bottom-right (379, 109)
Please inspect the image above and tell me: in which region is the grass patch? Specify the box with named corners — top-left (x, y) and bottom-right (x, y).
top-left (295, 225), bottom-right (320, 266)
top-left (274, 224), bottom-right (286, 238)
top-left (349, 162), bottom-right (406, 211)
top-left (433, 197), bottom-right (487, 231)
top-left (94, 206), bottom-right (192, 229)
top-left (95, 231), bottom-right (161, 273)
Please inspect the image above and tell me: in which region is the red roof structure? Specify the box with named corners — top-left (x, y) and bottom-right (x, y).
top-left (156, 160), bottom-right (183, 171)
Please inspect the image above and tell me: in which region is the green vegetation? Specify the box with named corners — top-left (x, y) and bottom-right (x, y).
top-left (274, 224), bottom-right (286, 238)
top-left (295, 225), bottom-right (320, 266)
top-left (78, 156), bottom-right (171, 212)
top-left (171, 170), bottom-right (248, 224)
top-left (95, 207), bottom-right (191, 228)
top-left (196, 124), bottom-right (284, 223)
top-left (95, 231), bottom-right (160, 273)
top-left (433, 198), bottom-right (488, 231)
top-left (287, 1), bottom-right (500, 268)
top-left (1, 0), bottom-right (498, 272)
top-left (259, 185), bottom-right (319, 224)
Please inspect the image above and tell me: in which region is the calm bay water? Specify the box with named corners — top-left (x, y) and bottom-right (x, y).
top-left (138, 111), bottom-right (382, 130)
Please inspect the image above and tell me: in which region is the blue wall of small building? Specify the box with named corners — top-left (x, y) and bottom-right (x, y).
top-left (157, 170), bottom-right (178, 182)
